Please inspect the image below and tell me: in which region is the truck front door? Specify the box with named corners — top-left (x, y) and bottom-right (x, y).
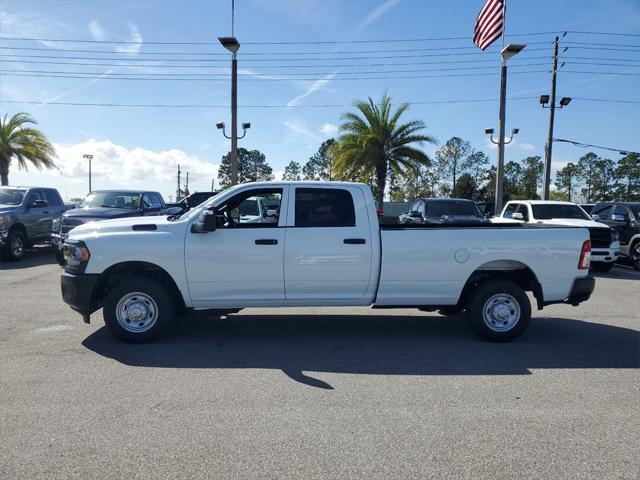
top-left (185, 186), bottom-right (288, 307)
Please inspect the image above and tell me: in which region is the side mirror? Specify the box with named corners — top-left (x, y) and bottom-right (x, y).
top-left (511, 212), bottom-right (524, 221)
top-left (29, 199), bottom-right (48, 208)
top-left (612, 213), bottom-right (627, 223)
top-left (191, 207), bottom-right (218, 233)
top-left (408, 210), bottom-right (421, 218)
top-left (144, 203), bottom-right (162, 212)
top-left (591, 214), bottom-right (600, 221)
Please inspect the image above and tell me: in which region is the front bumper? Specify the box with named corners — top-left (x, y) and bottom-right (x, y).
top-left (591, 243), bottom-right (620, 264)
top-left (0, 227), bottom-right (8, 246)
top-left (61, 272), bottom-right (100, 323)
top-left (51, 232), bottom-right (67, 246)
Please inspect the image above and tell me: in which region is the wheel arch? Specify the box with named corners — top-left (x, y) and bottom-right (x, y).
top-left (459, 260), bottom-right (544, 310)
top-left (92, 261), bottom-right (186, 313)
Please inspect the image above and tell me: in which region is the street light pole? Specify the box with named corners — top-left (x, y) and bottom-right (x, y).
top-left (488, 44), bottom-right (526, 214)
top-left (82, 154), bottom-right (93, 193)
top-left (495, 61), bottom-right (508, 214)
top-left (231, 53), bottom-right (238, 186)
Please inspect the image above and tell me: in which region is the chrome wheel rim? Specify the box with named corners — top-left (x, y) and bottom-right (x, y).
top-left (115, 292), bottom-right (158, 333)
top-left (633, 244), bottom-right (640, 266)
top-left (483, 293), bottom-right (521, 332)
top-left (11, 236), bottom-right (24, 257)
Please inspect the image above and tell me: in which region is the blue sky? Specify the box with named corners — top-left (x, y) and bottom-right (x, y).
top-left (1, 0), bottom-right (639, 201)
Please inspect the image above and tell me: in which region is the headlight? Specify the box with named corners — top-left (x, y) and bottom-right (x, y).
top-left (52, 217), bottom-right (61, 232)
top-left (611, 229), bottom-right (619, 241)
top-left (63, 242), bottom-right (90, 271)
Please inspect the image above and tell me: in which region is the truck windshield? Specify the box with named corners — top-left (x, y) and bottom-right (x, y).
top-left (0, 188), bottom-right (26, 205)
top-left (79, 192), bottom-right (141, 209)
top-left (532, 204), bottom-right (590, 220)
top-left (426, 201), bottom-right (482, 217)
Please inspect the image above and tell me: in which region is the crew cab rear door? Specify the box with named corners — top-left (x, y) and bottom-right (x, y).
top-left (283, 185), bottom-right (374, 302)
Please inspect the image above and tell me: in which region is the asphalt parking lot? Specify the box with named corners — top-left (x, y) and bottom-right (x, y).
top-left (1, 246), bottom-right (639, 480)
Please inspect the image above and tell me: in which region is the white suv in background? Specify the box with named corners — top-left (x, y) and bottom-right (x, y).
top-left (496, 200), bottom-right (620, 272)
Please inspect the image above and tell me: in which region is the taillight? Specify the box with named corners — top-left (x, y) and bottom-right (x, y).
top-left (578, 240), bottom-right (591, 270)
top-left (376, 208), bottom-right (384, 217)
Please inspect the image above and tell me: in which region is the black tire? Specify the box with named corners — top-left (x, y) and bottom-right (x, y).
top-left (590, 261), bottom-right (614, 273)
top-left (102, 277), bottom-right (176, 342)
top-left (631, 241), bottom-right (640, 271)
top-left (466, 280), bottom-right (531, 342)
top-left (2, 229), bottom-right (26, 261)
top-left (438, 305), bottom-right (464, 316)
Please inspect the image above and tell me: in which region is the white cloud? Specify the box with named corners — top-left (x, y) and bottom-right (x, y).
top-left (8, 139), bottom-right (219, 200)
top-left (357, 0), bottom-right (401, 30)
top-left (115, 23), bottom-right (143, 55)
top-left (287, 73), bottom-right (336, 107)
top-left (320, 123), bottom-right (339, 136)
top-left (284, 121), bottom-right (321, 142)
top-left (88, 20), bottom-right (105, 41)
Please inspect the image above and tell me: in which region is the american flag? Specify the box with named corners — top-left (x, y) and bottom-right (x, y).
top-left (473, 0), bottom-right (506, 51)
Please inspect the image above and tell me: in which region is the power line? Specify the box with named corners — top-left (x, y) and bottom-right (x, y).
top-left (0, 32), bottom-right (561, 46)
top-left (1, 96), bottom-right (636, 109)
top-left (565, 30), bottom-right (640, 38)
top-left (0, 48), bottom-right (552, 64)
top-left (0, 69), bottom-right (552, 81)
top-left (554, 138), bottom-right (639, 155)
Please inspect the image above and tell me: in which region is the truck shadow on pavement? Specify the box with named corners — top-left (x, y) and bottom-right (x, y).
top-left (82, 314), bottom-right (640, 389)
top-left (0, 246), bottom-right (57, 270)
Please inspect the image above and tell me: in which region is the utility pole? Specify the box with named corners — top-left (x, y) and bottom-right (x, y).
top-left (82, 154), bottom-right (93, 193)
top-left (176, 164), bottom-right (181, 200)
top-left (185, 171), bottom-right (189, 194)
top-left (542, 36), bottom-right (560, 200)
top-left (495, 61), bottom-right (507, 214)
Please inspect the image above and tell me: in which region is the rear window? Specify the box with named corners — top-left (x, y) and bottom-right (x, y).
top-left (531, 204), bottom-right (590, 220)
top-left (295, 188), bottom-right (356, 227)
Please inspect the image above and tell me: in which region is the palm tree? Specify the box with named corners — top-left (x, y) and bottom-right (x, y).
top-left (0, 112), bottom-right (56, 186)
top-left (333, 93), bottom-right (435, 208)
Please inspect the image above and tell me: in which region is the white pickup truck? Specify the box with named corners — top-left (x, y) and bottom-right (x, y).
top-left (495, 200), bottom-right (620, 272)
top-left (60, 182), bottom-right (595, 342)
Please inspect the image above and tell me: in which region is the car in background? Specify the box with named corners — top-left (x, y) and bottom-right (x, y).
top-left (52, 190), bottom-right (181, 263)
top-left (167, 191), bottom-right (219, 214)
top-left (591, 202), bottom-right (640, 270)
top-left (476, 201), bottom-right (496, 217)
top-left (580, 203), bottom-right (596, 215)
top-left (0, 186), bottom-right (73, 261)
top-left (496, 200), bottom-right (620, 272)
top-left (399, 198), bottom-right (490, 224)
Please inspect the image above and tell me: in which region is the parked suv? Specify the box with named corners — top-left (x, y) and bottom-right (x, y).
top-left (0, 186), bottom-right (72, 260)
top-left (591, 202), bottom-right (640, 270)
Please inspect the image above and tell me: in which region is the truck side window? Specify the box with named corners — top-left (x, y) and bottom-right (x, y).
top-left (503, 203), bottom-right (517, 217)
top-left (25, 190), bottom-right (44, 206)
top-left (516, 204), bottom-right (529, 221)
top-left (295, 188), bottom-right (355, 227)
top-left (613, 205), bottom-right (629, 219)
top-left (592, 205), bottom-right (612, 217)
top-left (44, 189), bottom-right (61, 207)
top-left (218, 188), bottom-right (283, 228)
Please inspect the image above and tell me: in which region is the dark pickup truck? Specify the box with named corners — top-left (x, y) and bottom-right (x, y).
top-left (52, 190), bottom-right (180, 262)
top-left (0, 186), bottom-right (74, 261)
top-left (398, 198), bottom-right (490, 225)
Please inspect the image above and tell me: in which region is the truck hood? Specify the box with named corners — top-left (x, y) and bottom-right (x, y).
top-left (68, 215), bottom-right (173, 238)
top-left (63, 206), bottom-right (142, 220)
top-left (0, 205), bottom-right (20, 214)
top-left (532, 218), bottom-right (608, 228)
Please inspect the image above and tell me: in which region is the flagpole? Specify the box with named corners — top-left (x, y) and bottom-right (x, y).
top-left (495, 0), bottom-right (507, 214)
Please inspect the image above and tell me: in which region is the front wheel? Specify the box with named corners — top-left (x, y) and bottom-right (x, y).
top-left (631, 241), bottom-right (640, 271)
top-left (2, 230), bottom-right (26, 261)
top-left (466, 280), bottom-right (531, 341)
top-left (103, 277), bottom-right (176, 342)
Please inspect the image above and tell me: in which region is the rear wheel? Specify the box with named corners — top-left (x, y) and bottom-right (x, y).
top-left (590, 261), bottom-right (614, 272)
top-left (466, 280), bottom-right (531, 341)
top-left (103, 277), bottom-right (176, 342)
